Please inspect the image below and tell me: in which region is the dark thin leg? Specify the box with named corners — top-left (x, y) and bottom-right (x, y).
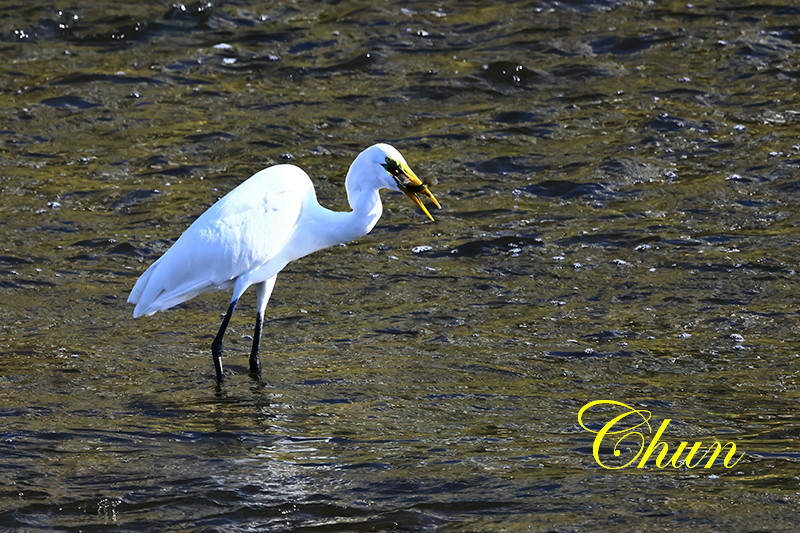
top-left (249, 312), bottom-right (263, 379)
top-left (211, 299), bottom-right (238, 382)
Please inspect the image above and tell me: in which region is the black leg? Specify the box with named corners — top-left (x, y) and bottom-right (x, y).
top-left (249, 312), bottom-right (263, 378)
top-left (211, 300), bottom-right (237, 382)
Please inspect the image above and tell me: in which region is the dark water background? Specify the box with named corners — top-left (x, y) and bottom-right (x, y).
top-left (2, 0), bottom-right (799, 530)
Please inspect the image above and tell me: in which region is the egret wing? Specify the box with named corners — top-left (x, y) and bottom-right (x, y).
top-left (129, 165), bottom-right (312, 316)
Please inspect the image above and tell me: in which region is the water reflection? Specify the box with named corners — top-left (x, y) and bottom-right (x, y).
top-left (2, 0), bottom-right (800, 530)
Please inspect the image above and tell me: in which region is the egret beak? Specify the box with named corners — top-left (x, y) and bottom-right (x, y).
top-left (394, 165), bottom-right (442, 222)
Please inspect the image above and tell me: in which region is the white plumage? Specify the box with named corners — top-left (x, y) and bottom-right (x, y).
top-left (128, 143), bottom-right (440, 381)
top-left (130, 165), bottom-right (309, 317)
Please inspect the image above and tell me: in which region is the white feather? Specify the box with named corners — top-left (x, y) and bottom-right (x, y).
top-left (128, 165), bottom-right (311, 317)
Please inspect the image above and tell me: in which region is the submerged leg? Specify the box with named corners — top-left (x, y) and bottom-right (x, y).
top-left (212, 299), bottom-right (238, 382)
top-left (249, 276), bottom-right (278, 379)
top-left (250, 312), bottom-right (264, 378)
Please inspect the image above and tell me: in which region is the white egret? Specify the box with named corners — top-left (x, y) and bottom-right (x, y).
top-left (128, 143), bottom-right (440, 381)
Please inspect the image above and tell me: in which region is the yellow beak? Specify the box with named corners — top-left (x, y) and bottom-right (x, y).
top-left (396, 165), bottom-right (442, 221)
top-left (402, 187), bottom-right (441, 221)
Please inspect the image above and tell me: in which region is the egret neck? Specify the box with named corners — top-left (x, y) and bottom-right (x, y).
top-left (344, 185), bottom-right (383, 238)
top-left (286, 164), bottom-right (384, 260)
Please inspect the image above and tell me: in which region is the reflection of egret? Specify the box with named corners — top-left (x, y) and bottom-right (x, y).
top-left (128, 144), bottom-right (441, 381)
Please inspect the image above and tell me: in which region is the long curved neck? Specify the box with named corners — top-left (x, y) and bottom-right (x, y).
top-left (301, 162), bottom-right (383, 255)
top-left (339, 160), bottom-right (383, 241)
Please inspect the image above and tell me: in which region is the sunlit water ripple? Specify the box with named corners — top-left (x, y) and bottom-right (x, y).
top-left (1, 0), bottom-right (799, 531)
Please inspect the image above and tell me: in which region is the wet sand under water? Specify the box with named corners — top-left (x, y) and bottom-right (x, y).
top-left (1, 1), bottom-right (799, 531)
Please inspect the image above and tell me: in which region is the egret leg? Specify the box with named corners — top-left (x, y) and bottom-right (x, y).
top-left (250, 312), bottom-right (264, 378)
top-left (212, 299), bottom-right (238, 381)
top-left (249, 276), bottom-right (278, 379)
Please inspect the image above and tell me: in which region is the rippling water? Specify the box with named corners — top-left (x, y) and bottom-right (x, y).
top-left (2, 0), bottom-right (799, 531)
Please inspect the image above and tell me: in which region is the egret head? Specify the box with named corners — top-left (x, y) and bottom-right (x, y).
top-left (370, 144), bottom-right (441, 221)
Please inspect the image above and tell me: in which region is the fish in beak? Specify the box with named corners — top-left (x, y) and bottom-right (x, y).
top-left (383, 157), bottom-right (441, 221)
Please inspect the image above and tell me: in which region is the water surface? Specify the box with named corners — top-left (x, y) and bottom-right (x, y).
top-left (1, 0), bottom-right (799, 530)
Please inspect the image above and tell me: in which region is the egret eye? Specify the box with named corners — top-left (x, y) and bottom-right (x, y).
top-left (381, 157), bottom-right (403, 177)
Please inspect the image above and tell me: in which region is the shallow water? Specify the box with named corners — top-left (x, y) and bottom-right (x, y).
top-left (2, 0), bottom-right (799, 531)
